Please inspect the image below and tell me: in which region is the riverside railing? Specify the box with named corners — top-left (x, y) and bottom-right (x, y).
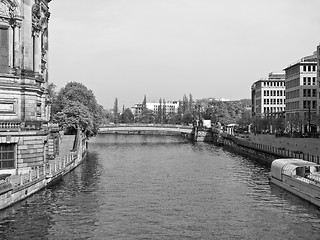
top-left (10, 152), bottom-right (77, 188)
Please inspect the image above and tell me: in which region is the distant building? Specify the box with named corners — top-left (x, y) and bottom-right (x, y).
top-left (132, 100), bottom-right (179, 117)
top-left (146, 101), bottom-right (179, 115)
top-left (251, 72), bottom-right (286, 118)
top-left (0, 0), bottom-right (54, 175)
top-left (317, 44), bottom-right (320, 117)
top-left (132, 103), bottom-right (143, 117)
top-left (284, 53), bottom-right (317, 133)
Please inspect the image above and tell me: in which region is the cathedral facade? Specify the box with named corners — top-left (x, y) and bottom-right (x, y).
top-left (0, 0), bottom-right (55, 175)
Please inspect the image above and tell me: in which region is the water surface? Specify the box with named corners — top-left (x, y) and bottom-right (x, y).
top-left (1, 134), bottom-right (320, 240)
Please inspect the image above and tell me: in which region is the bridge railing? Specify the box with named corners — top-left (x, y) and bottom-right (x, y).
top-left (101, 124), bottom-right (193, 129)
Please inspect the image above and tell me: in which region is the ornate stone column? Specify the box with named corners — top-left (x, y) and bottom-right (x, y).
top-left (13, 23), bottom-right (21, 69)
top-left (8, 26), bottom-right (13, 68)
top-left (33, 30), bottom-right (42, 73)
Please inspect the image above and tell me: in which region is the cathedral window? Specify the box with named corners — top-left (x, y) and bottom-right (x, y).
top-left (0, 144), bottom-right (15, 169)
top-left (0, 27), bottom-right (9, 73)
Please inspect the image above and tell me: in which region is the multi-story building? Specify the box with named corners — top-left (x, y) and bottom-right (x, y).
top-left (132, 103), bottom-right (143, 117)
top-left (146, 101), bottom-right (179, 115)
top-left (251, 72), bottom-right (286, 118)
top-left (284, 53), bottom-right (317, 134)
top-left (317, 44), bottom-right (320, 117)
top-left (0, 0), bottom-right (54, 175)
top-left (132, 100), bottom-right (180, 118)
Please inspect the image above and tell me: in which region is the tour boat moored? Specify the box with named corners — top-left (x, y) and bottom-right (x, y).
top-left (270, 158), bottom-right (320, 207)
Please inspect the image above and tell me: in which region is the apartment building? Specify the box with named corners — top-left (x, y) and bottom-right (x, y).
top-left (284, 53), bottom-right (317, 133)
top-left (251, 72), bottom-right (286, 118)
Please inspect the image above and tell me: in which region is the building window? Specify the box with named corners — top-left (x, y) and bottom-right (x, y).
top-left (0, 27), bottom-right (9, 73)
top-left (303, 66), bottom-right (307, 71)
top-left (37, 103), bottom-right (41, 117)
top-left (0, 144), bottom-right (15, 169)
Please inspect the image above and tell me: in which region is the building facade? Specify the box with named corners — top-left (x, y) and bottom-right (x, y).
top-left (317, 44), bottom-right (320, 118)
top-left (251, 72), bottom-right (286, 118)
top-left (284, 53), bottom-right (317, 134)
top-left (132, 100), bottom-right (180, 117)
top-left (0, 0), bottom-right (54, 175)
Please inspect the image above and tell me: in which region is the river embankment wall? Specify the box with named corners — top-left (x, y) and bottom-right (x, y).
top-left (248, 134), bottom-right (320, 156)
top-left (220, 133), bottom-right (320, 166)
top-left (0, 131), bottom-right (87, 211)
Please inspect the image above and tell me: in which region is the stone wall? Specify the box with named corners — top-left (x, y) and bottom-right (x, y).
top-left (249, 134), bottom-right (320, 156)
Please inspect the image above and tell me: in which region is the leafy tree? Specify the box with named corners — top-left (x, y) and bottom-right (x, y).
top-left (120, 108), bottom-right (134, 123)
top-left (273, 116), bottom-right (285, 133)
top-left (157, 98), bottom-right (162, 124)
top-left (182, 110), bottom-right (193, 125)
top-left (142, 95), bottom-right (147, 110)
top-left (162, 99), bottom-right (166, 123)
top-left (53, 82), bottom-right (103, 135)
top-left (139, 108), bottom-right (154, 123)
top-left (113, 98), bottom-right (119, 124)
top-left (182, 94), bottom-right (188, 114)
top-left (54, 101), bottom-right (93, 136)
top-left (189, 93), bottom-right (193, 112)
top-left (47, 82), bottom-right (58, 121)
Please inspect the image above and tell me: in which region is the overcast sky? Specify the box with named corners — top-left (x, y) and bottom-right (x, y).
top-left (49, 0), bottom-right (320, 109)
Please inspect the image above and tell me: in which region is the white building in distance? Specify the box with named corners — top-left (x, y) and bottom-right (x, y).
top-left (251, 72), bottom-right (286, 118)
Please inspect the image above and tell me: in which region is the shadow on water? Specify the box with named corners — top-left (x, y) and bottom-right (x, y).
top-left (0, 190), bottom-right (54, 240)
top-left (0, 152), bottom-right (104, 240)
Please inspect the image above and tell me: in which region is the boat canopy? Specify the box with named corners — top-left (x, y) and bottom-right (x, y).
top-left (271, 158), bottom-right (319, 180)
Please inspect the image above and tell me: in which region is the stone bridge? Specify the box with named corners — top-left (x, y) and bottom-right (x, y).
top-left (99, 124), bottom-right (193, 135)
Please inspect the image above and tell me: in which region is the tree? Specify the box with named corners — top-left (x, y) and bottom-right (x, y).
top-left (47, 82), bottom-right (57, 121)
top-left (182, 110), bottom-right (193, 125)
top-left (162, 99), bottom-right (166, 123)
top-left (189, 93), bottom-right (193, 112)
top-left (120, 108), bottom-right (134, 123)
top-left (113, 98), bottom-right (119, 124)
top-left (182, 94), bottom-right (188, 114)
top-left (273, 116), bottom-right (285, 133)
top-left (53, 82), bottom-right (103, 135)
top-left (157, 98), bottom-right (162, 124)
top-left (142, 95), bottom-right (147, 110)
top-left (54, 101), bottom-right (94, 136)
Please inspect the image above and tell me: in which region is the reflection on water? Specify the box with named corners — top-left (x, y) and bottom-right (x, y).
top-left (0, 134), bottom-right (320, 240)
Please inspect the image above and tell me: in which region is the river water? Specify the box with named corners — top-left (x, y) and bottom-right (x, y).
top-left (1, 134), bottom-right (320, 240)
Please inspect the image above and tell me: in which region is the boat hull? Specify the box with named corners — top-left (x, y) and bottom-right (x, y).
top-left (270, 177), bottom-right (320, 207)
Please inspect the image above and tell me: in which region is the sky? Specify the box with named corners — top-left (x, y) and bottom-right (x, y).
top-left (49, 0), bottom-right (320, 109)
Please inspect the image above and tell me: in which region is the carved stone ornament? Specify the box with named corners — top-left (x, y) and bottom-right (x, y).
top-left (0, 0), bottom-right (21, 27)
top-left (0, 1), bottom-right (9, 17)
top-left (32, 1), bottom-right (50, 35)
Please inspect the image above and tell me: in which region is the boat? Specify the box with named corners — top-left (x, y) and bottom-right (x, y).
top-left (269, 158), bottom-right (320, 207)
